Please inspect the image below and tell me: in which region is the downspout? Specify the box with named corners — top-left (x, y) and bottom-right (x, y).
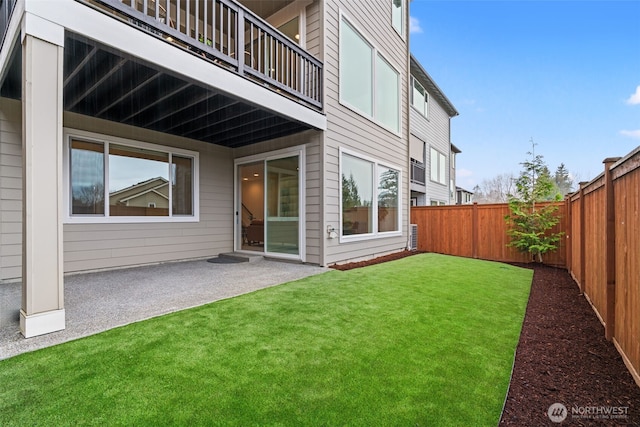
top-left (405, 1), bottom-right (412, 250)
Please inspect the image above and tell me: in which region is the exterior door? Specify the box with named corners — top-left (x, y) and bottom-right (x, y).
top-left (265, 155), bottom-right (299, 256)
top-left (236, 149), bottom-right (303, 260)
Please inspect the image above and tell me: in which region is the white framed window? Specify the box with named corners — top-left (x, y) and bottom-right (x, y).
top-left (340, 148), bottom-right (402, 240)
top-left (64, 129), bottom-right (199, 223)
top-left (391, 0), bottom-right (405, 36)
top-left (411, 76), bottom-right (428, 118)
top-left (430, 147), bottom-right (446, 185)
top-left (339, 14), bottom-right (401, 134)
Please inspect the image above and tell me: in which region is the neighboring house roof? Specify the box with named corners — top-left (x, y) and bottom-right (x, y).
top-left (109, 177), bottom-right (169, 205)
top-left (456, 186), bottom-right (474, 194)
top-left (451, 143), bottom-right (462, 154)
top-left (118, 188), bottom-right (169, 204)
top-left (410, 54), bottom-right (459, 118)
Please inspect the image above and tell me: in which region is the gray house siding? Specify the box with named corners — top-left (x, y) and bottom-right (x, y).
top-left (1, 102), bottom-right (324, 279)
top-left (322, 0), bottom-right (409, 265)
top-left (410, 89), bottom-right (452, 204)
top-left (62, 113), bottom-right (234, 273)
top-left (0, 102), bottom-right (236, 279)
top-left (0, 98), bottom-right (22, 281)
top-left (306, 1), bottom-right (322, 59)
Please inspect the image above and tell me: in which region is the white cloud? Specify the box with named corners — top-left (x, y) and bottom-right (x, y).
top-left (620, 129), bottom-right (640, 139)
top-left (409, 16), bottom-right (423, 34)
top-left (457, 168), bottom-right (473, 178)
top-left (626, 86), bottom-right (640, 105)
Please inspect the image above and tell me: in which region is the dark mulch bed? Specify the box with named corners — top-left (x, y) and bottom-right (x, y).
top-left (332, 252), bottom-right (640, 425)
top-left (500, 264), bottom-right (640, 426)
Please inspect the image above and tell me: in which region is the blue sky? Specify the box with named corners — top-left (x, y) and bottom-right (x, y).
top-left (408, 0), bottom-right (640, 191)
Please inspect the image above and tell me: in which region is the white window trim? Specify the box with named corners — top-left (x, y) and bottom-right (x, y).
top-left (391, 0), bottom-right (406, 39)
top-left (411, 76), bottom-right (429, 119)
top-left (63, 128), bottom-right (200, 224)
top-left (338, 11), bottom-right (402, 137)
top-left (339, 147), bottom-right (403, 243)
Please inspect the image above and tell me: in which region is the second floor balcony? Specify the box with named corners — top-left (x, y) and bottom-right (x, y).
top-left (411, 159), bottom-right (426, 186)
top-left (87, 0), bottom-right (323, 110)
top-left (0, 0), bottom-right (325, 148)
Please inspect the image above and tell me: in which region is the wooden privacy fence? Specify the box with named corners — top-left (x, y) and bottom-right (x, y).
top-left (410, 201), bottom-right (567, 266)
top-left (567, 147), bottom-right (640, 388)
top-left (410, 145), bottom-right (640, 387)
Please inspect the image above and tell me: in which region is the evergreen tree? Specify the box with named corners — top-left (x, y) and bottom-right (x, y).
top-left (554, 163), bottom-right (573, 196)
top-left (378, 169), bottom-right (398, 208)
top-left (505, 145), bottom-right (564, 263)
top-left (342, 173), bottom-right (361, 209)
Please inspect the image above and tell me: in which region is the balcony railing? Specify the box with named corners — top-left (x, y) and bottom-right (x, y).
top-left (411, 159), bottom-right (426, 185)
top-left (89, 0), bottom-right (323, 109)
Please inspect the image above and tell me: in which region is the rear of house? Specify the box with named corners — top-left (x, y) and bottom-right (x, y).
top-left (0, 0), bottom-right (412, 337)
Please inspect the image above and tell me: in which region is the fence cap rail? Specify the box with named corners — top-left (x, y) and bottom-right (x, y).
top-left (610, 145), bottom-right (640, 180)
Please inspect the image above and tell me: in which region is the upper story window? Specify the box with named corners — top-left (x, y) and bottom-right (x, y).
top-left (65, 130), bottom-right (199, 223)
top-left (392, 0), bottom-right (405, 35)
top-left (430, 147), bottom-right (446, 185)
top-left (411, 77), bottom-right (428, 118)
top-left (340, 15), bottom-right (400, 134)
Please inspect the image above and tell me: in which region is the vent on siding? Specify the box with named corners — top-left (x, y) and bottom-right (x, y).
top-left (409, 224), bottom-right (418, 251)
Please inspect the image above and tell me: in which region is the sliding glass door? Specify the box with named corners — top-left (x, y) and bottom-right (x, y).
top-left (266, 156), bottom-right (299, 255)
top-left (236, 150), bottom-right (303, 259)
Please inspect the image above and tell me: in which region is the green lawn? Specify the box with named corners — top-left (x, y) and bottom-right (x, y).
top-left (0, 253), bottom-right (532, 426)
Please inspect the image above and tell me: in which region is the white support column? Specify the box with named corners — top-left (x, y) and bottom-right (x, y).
top-left (20, 16), bottom-right (65, 338)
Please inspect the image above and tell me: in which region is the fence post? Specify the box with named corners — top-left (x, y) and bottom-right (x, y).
top-left (472, 202), bottom-right (478, 259)
top-left (578, 181), bottom-right (587, 294)
top-left (565, 195), bottom-right (571, 273)
top-left (603, 157), bottom-right (620, 341)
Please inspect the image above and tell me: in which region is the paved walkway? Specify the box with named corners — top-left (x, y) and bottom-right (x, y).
top-left (0, 258), bottom-right (328, 360)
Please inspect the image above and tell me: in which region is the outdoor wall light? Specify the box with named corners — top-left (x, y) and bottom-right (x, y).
top-left (326, 225), bottom-right (338, 239)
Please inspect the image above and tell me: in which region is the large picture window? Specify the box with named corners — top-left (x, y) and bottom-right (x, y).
top-left (341, 150), bottom-right (401, 238)
top-left (67, 132), bottom-right (198, 222)
top-left (340, 15), bottom-right (400, 133)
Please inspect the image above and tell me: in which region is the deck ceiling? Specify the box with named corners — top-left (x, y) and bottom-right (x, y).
top-left (0, 32), bottom-right (313, 148)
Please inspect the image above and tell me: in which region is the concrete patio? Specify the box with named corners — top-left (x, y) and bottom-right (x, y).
top-left (0, 257), bottom-right (328, 360)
